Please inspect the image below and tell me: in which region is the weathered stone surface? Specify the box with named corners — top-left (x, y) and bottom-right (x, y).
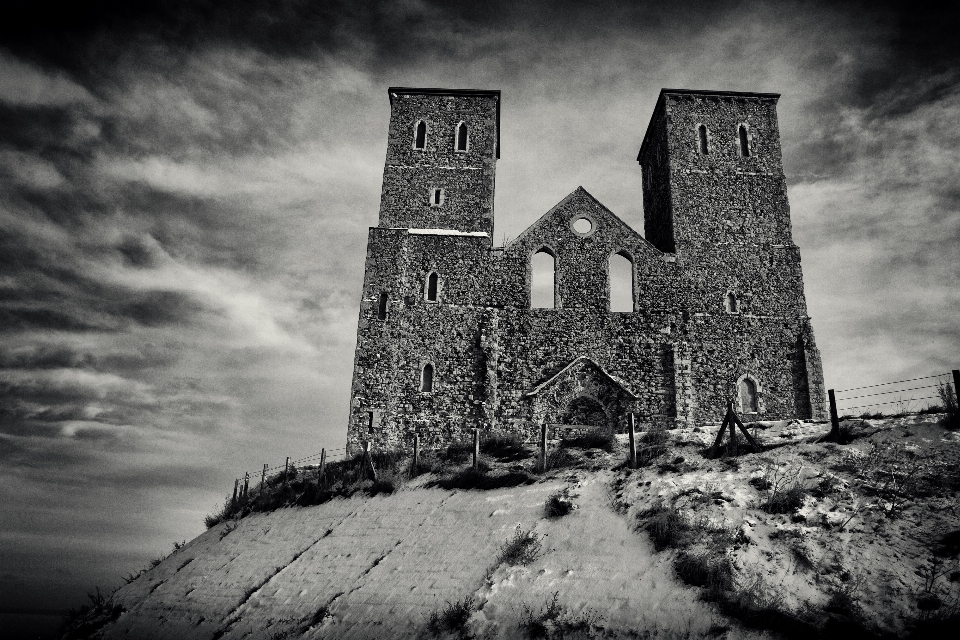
top-left (347, 87), bottom-right (826, 454)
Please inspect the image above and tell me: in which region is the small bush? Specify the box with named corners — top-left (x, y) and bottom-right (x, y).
top-left (60, 587), bottom-right (124, 640)
top-left (545, 491), bottom-right (574, 518)
top-left (496, 524), bottom-right (542, 567)
top-left (637, 428), bottom-right (669, 465)
top-left (560, 431), bottom-right (615, 452)
top-left (481, 434), bottom-right (532, 461)
top-left (764, 485), bottom-right (807, 514)
top-left (429, 468), bottom-right (536, 491)
top-left (674, 550), bottom-right (734, 594)
top-left (427, 596), bottom-right (477, 637)
top-left (519, 592), bottom-right (600, 639)
top-left (641, 504), bottom-right (693, 551)
top-left (544, 446), bottom-right (578, 471)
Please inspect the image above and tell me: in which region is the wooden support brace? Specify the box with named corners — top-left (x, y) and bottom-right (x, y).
top-left (628, 413), bottom-right (637, 469)
top-left (730, 408), bottom-right (763, 452)
top-left (318, 449), bottom-right (326, 485)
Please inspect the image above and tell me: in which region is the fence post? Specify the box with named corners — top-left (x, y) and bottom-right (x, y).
top-left (412, 433), bottom-right (420, 477)
top-left (232, 478), bottom-right (239, 506)
top-left (953, 370), bottom-right (960, 407)
top-left (260, 463), bottom-right (267, 492)
top-left (284, 456), bottom-right (290, 487)
top-left (828, 389), bottom-right (840, 440)
top-left (473, 428), bottom-right (480, 470)
top-left (540, 424), bottom-right (548, 472)
top-left (318, 448), bottom-right (326, 484)
top-left (242, 472), bottom-right (249, 497)
top-left (628, 413), bottom-right (637, 469)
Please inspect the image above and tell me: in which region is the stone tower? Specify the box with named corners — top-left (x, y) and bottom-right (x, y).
top-left (346, 87), bottom-right (825, 455)
top-left (638, 89), bottom-right (825, 421)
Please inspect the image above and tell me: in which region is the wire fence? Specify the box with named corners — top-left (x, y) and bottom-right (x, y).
top-left (831, 370), bottom-right (958, 416)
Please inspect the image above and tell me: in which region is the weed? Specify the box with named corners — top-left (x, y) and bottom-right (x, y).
top-left (60, 587), bottom-right (125, 640)
top-left (637, 427), bottom-right (668, 465)
top-left (544, 446), bottom-right (578, 470)
top-left (937, 381), bottom-right (958, 429)
top-left (639, 504), bottom-right (693, 551)
top-left (429, 468), bottom-right (536, 491)
top-left (674, 550), bottom-right (734, 595)
top-left (757, 460), bottom-right (807, 514)
top-left (481, 434), bottom-right (532, 461)
top-left (427, 596), bottom-right (477, 637)
top-left (518, 592), bottom-right (601, 639)
top-left (495, 524), bottom-right (542, 567)
top-left (559, 431), bottom-right (615, 452)
top-left (544, 490), bottom-right (575, 518)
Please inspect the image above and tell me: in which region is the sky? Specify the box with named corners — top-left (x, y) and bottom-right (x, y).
top-left (1, 0), bottom-right (959, 617)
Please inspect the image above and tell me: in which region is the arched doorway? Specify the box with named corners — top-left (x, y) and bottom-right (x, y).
top-left (562, 396), bottom-right (608, 428)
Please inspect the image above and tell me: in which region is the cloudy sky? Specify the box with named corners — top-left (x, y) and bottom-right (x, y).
top-left (1, 0), bottom-right (959, 615)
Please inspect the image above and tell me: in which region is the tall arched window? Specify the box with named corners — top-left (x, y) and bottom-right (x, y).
top-left (531, 249), bottom-right (556, 309)
top-left (377, 292), bottom-right (388, 320)
top-left (725, 292), bottom-right (739, 313)
top-left (697, 124), bottom-right (709, 155)
top-left (738, 125), bottom-right (750, 157)
top-left (420, 363), bottom-right (434, 392)
top-left (739, 377), bottom-right (758, 413)
top-left (425, 272), bottom-right (439, 302)
top-left (414, 121), bottom-right (427, 150)
top-left (609, 252), bottom-right (634, 312)
top-left (456, 122), bottom-right (468, 151)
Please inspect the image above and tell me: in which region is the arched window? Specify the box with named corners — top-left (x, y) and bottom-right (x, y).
top-left (420, 363), bottom-right (434, 392)
top-left (609, 252), bottom-right (634, 312)
top-left (414, 121), bottom-right (427, 150)
top-left (725, 292), bottom-right (739, 313)
top-left (377, 292), bottom-right (388, 320)
top-left (739, 377), bottom-right (758, 413)
top-left (531, 249), bottom-right (556, 309)
top-left (697, 124), bottom-right (709, 155)
top-left (425, 272), bottom-right (439, 302)
top-left (456, 122), bottom-right (468, 151)
top-left (738, 125), bottom-right (750, 157)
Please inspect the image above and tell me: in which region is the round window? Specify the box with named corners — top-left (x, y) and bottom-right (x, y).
top-left (571, 216), bottom-right (595, 236)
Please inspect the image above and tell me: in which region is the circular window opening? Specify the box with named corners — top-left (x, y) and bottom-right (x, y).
top-left (571, 217), bottom-right (594, 235)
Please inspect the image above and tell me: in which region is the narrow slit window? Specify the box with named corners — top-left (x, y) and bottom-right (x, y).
top-left (456, 122), bottom-right (468, 151)
top-left (697, 125), bottom-right (709, 155)
top-left (738, 125), bottom-right (750, 157)
top-left (366, 411), bottom-right (375, 434)
top-left (725, 292), bottom-right (739, 313)
top-left (425, 272), bottom-right (438, 301)
top-left (531, 249), bottom-right (556, 309)
top-left (420, 363), bottom-right (434, 392)
top-left (609, 252), bottom-right (634, 312)
top-left (377, 292), bottom-right (388, 320)
top-left (415, 121), bottom-right (427, 149)
top-left (432, 188), bottom-right (442, 205)
top-left (739, 378), bottom-right (758, 413)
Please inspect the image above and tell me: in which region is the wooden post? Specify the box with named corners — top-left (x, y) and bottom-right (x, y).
top-left (540, 424), bottom-right (548, 472)
top-left (260, 463), bottom-right (268, 492)
top-left (628, 413), bottom-right (637, 469)
top-left (242, 472), bottom-right (249, 497)
top-left (473, 428), bottom-right (480, 470)
top-left (284, 456), bottom-right (290, 486)
top-left (412, 434), bottom-right (420, 477)
top-left (828, 389), bottom-right (840, 439)
top-left (952, 370), bottom-right (960, 408)
top-left (730, 405), bottom-right (763, 452)
top-left (363, 440), bottom-right (378, 482)
top-left (232, 478), bottom-right (239, 505)
top-left (728, 401), bottom-right (739, 456)
top-left (318, 449), bottom-right (326, 484)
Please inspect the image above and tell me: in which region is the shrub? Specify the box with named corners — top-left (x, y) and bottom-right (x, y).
top-left (545, 491), bottom-right (574, 518)
top-left (429, 468), bottom-right (536, 491)
top-left (60, 587), bottom-right (124, 640)
top-left (637, 427), bottom-right (668, 465)
top-left (544, 446), bottom-right (578, 471)
top-left (495, 524), bottom-right (542, 567)
top-left (757, 461), bottom-right (808, 514)
top-left (641, 504), bottom-right (693, 552)
top-left (427, 596), bottom-right (477, 637)
top-left (481, 434), bottom-right (532, 461)
top-left (518, 592), bottom-right (600, 639)
top-left (560, 431), bottom-right (615, 452)
top-left (674, 550), bottom-right (734, 594)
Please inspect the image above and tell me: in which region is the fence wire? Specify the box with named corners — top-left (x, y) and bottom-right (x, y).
top-left (833, 370), bottom-right (955, 414)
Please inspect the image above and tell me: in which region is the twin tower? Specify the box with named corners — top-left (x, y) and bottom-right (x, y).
top-left (346, 87), bottom-right (825, 453)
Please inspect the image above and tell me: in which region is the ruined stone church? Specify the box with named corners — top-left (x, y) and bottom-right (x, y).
top-left (347, 87), bottom-right (826, 453)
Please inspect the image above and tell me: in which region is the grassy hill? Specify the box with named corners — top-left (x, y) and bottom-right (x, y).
top-left (63, 415), bottom-right (960, 639)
